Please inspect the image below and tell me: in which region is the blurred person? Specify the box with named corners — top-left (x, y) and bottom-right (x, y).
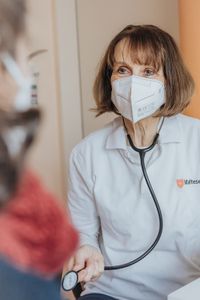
top-left (0, 0), bottom-right (78, 299)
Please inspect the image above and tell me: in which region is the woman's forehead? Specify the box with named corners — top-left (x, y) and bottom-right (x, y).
top-left (113, 38), bottom-right (162, 69)
top-left (113, 40), bottom-right (132, 63)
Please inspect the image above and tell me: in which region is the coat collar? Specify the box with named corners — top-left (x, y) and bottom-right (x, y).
top-left (105, 115), bottom-right (182, 150)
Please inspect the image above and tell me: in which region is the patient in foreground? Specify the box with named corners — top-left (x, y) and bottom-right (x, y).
top-left (0, 1), bottom-right (78, 299)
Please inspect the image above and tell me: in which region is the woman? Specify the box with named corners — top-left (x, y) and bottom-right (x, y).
top-left (0, 1), bottom-right (78, 299)
top-left (67, 25), bottom-right (199, 300)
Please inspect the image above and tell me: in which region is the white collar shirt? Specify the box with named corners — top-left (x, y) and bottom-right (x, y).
top-left (68, 114), bottom-right (200, 300)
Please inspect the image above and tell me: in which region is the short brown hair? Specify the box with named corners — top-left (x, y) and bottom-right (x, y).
top-left (93, 24), bottom-right (195, 117)
top-left (0, 0), bottom-right (26, 55)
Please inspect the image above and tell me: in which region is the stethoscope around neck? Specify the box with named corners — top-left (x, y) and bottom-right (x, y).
top-left (62, 117), bottom-right (165, 292)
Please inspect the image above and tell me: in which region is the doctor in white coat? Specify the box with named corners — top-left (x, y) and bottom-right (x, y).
top-left (67, 25), bottom-right (200, 300)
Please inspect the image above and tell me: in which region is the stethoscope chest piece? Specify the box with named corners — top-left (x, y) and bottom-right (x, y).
top-left (62, 270), bottom-right (78, 291)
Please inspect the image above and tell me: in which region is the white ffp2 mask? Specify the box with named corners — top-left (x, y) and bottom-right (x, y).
top-left (1, 53), bottom-right (32, 111)
top-left (111, 75), bottom-right (165, 123)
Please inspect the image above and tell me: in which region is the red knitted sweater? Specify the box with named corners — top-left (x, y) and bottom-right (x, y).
top-left (0, 171), bottom-right (79, 277)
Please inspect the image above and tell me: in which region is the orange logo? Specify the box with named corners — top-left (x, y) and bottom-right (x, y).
top-left (176, 179), bottom-right (184, 188)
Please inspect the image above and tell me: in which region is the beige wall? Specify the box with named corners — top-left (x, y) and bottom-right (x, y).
top-left (76, 0), bottom-right (180, 136)
top-left (26, 0), bottom-right (65, 200)
top-left (55, 0), bottom-right (83, 170)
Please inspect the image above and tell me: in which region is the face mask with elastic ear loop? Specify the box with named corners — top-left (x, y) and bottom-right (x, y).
top-left (111, 75), bottom-right (165, 123)
top-left (1, 52), bottom-right (33, 112)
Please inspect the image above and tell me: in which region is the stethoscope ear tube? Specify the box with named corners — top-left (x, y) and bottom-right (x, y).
top-left (104, 132), bottom-right (163, 271)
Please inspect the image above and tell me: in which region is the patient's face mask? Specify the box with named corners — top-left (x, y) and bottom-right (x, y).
top-left (1, 53), bottom-right (32, 111)
top-left (111, 75), bottom-right (165, 123)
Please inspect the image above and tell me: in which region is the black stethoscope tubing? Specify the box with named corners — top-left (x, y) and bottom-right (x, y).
top-left (62, 117), bottom-right (164, 290)
top-left (104, 117), bottom-right (164, 270)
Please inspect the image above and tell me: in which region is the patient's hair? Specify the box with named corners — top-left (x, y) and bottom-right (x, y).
top-left (93, 24), bottom-right (194, 117)
top-left (0, 0), bottom-right (26, 55)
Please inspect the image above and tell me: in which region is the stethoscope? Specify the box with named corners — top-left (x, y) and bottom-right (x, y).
top-left (62, 117), bottom-right (165, 292)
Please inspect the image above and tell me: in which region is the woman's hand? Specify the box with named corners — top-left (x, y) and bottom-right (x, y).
top-left (68, 245), bottom-right (104, 283)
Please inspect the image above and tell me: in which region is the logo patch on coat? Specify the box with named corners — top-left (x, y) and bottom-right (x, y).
top-left (176, 179), bottom-right (200, 188)
top-left (176, 179), bottom-right (184, 188)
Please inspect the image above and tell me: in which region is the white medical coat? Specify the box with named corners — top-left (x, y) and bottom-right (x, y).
top-left (68, 114), bottom-right (200, 300)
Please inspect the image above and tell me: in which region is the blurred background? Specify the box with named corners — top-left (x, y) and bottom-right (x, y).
top-left (26, 0), bottom-right (199, 201)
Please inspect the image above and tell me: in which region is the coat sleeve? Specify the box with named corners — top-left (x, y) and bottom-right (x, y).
top-left (68, 148), bottom-right (100, 250)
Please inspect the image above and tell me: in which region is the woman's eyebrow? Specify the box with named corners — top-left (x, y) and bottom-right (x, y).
top-left (114, 61), bottom-right (154, 67)
top-left (113, 61), bottom-right (130, 66)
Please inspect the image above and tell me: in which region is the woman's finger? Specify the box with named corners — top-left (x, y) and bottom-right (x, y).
top-left (91, 261), bottom-right (101, 281)
top-left (84, 258), bottom-right (96, 282)
top-left (67, 256), bottom-right (75, 271)
top-left (78, 268), bottom-right (88, 282)
top-left (73, 251), bottom-right (86, 272)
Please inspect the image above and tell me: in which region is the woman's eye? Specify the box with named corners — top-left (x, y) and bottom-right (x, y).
top-left (144, 68), bottom-right (155, 77)
top-left (117, 66), bottom-right (130, 74)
